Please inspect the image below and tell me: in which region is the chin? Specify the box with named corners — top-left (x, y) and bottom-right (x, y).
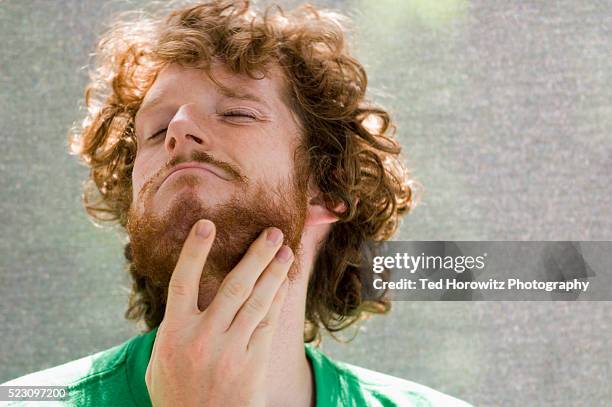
top-left (157, 182), bottom-right (232, 211)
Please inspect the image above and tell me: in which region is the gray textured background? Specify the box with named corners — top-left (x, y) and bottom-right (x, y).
top-left (0, 1), bottom-right (611, 406)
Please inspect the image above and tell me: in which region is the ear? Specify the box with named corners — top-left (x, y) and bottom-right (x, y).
top-left (304, 183), bottom-right (348, 227)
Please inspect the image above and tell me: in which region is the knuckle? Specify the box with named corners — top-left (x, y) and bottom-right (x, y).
top-left (250, 242), bottom-right (275, 264)
top-left (181, 248), bottom-right (200, 262)
top-left (244, 296), bottom-right (265, 314)
top-left (222, 278), bottom-right (247, 301)
top-left (168, 279), bottom-right (189, 297)
top-left (270, 264), bottom-right (289, 279)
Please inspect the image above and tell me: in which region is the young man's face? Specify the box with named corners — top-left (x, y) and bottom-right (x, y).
top-left (126, 62), bottom-right (309, 308)
top-left (131, 62), bottom-right (303, 217)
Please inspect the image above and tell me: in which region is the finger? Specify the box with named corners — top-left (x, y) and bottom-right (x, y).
top-left (165, 219), bottom-right (215, 321)
top-left (204, 227), bottom-right (284, 332)
top-left (247, 277), bottom-right (289, 354)
top-left (229, 245), bottom-right (293, 347)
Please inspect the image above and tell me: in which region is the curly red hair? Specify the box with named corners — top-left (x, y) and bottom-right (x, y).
top-left (69, 0), bottom-right (419, 344)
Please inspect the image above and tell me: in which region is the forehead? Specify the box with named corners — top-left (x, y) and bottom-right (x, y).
top-left (138, 62), bottom-right (290, 113)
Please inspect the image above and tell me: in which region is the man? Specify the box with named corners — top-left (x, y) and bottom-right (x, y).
top-left (2, 1), bottom-right (470, 406)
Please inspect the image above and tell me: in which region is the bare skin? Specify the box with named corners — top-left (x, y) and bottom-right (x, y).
top-left (145, 220), bottom-right (295, 406)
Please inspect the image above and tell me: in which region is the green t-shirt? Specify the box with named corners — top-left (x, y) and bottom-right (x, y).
top-left (2, 327), bottom-right (471, 406)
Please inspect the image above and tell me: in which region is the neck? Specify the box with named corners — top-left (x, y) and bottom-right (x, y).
top-left (263, 222), bottom-right (327, 407)
top-left (264, 274), bottom-right (316, 407)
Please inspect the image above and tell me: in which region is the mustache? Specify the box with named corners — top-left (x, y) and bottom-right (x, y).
top-left (167, 150), bottom-right (247, 184)
top-left (137, 151), bottom-right (248, 202)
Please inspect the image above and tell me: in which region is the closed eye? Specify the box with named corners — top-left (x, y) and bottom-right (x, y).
top-left (222, 109), bottom-right (258, 121)
top-left (147, 109), bottom-right (258, 140)
top-left (147, 128), bottom-right (167, 140)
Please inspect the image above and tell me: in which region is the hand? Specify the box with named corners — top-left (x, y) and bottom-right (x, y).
top-left (145, 219), bottom-right (293, 407)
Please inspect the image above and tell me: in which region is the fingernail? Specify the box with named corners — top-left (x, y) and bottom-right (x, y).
top-left (196, 220), bottom-right (213, 238)
top-left (275, 246), bottom-right (292, 262)
top-left (266, 228), bottom-right (282, 245)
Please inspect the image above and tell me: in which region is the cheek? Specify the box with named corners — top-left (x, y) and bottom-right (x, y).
top-left (254, 124), bottom-right (297, 176)
top-left (131, 151), bottom-right (159, 201)
top-left (269, 142), bottom-right (297, 179)
top-left (244, 140), bottom-right (294, 183)
top-left (131, 166), bottom-right (145, 202)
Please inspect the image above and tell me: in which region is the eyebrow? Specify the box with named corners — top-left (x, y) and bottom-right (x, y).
top-left (218, 86), bottom-right (270, 109)
top-left (137, 91), bottom-right (167, 118)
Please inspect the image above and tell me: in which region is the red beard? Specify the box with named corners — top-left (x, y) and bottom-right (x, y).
top-left (125, 168), bottom-right (308, 312)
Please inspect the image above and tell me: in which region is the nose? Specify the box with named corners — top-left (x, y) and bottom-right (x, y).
top-left (164, 104), bottom-right (210, 158)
